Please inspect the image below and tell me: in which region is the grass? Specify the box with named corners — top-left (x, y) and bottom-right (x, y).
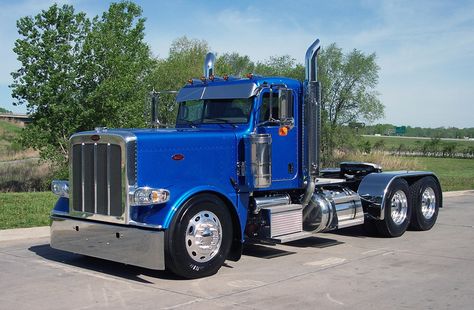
top-left (416, 157), bottom-right (474, 191)
top-left (0, 192), bottom-right (57, 230)
top-left (363, 135), bottom-right (474, 149)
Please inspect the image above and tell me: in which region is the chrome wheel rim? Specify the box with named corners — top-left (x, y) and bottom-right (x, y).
top-left (421, 187), bottom-right (436, 220)
top-left (185, 210), bottom-right (222, 263)
top-left (390, 190), bottom-right (408, 225)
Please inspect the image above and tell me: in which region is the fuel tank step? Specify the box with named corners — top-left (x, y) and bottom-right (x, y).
top-left (261, 204), bottom-right (303, 238)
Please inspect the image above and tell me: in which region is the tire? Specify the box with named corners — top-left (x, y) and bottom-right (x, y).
top-left (165, 194), bottom-right (233, 279)
top-left (409, 176), bottom-right (441, 231)
top-left (363, 218), bottom-right (379, 236)
top-left (375, 178), bottom-right (412, 237)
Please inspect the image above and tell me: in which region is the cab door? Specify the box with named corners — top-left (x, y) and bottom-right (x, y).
top-left (257, 89), bottom-right (298, 185)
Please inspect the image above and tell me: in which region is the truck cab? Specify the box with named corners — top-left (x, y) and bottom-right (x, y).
top-left (50, 38), bottom-right (442, 278)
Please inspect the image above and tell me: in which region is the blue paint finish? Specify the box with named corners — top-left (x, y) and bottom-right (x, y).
top-left (130, 127), bottom-right (238, 228)
top-left (52, 197), bottom-right (69, 213)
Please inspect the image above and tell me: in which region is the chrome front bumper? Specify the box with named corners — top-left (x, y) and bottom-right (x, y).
top-left (50, 216), bottom-right (165, 270)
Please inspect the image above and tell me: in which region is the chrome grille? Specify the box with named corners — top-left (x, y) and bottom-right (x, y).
top-left (72, 143), bottom-right (122, 216)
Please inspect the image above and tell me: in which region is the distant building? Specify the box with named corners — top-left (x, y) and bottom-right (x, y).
top-left (0, 113), bottom-right (31, 126)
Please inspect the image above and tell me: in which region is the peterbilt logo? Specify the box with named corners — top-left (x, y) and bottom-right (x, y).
top-left (91, 135), bottom-right (100, 141)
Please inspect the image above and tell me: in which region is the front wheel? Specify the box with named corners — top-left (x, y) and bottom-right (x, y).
top-left (165, 194), bottom-right (232, 279)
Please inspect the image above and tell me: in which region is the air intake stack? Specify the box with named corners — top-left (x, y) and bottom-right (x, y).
top-left (203, 52), bottom-right (216, 78)
top-left (301, 39), bottom-right (321, 206)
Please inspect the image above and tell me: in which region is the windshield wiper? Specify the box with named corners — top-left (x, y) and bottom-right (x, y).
top-left (203, 118), bottom-right (237, 128)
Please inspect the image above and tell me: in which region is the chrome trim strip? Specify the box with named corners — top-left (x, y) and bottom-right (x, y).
top-left (50, 216), bottom-right (165, 270)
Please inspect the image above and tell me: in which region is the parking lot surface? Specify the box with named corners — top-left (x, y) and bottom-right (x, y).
top-left (0, 192), bottom-right (473, 309)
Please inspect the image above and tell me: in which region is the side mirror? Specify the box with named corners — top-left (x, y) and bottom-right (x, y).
top-left (278, 88), bottom-right (294, 123)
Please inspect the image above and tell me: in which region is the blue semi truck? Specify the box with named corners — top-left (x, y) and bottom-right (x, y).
top-left (50, 38), bottom-right (442, 278)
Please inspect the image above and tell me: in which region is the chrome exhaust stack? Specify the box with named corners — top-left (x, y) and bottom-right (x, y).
top-left (203, 52), bottom-right (216, 78)
top-left (301, 39), bottom-right (321, 206)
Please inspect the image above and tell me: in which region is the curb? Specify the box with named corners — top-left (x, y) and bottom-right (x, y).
top-left (443, 190), bottom-right (474, 197)
top-left (0, 190), bottom-right (473, 242)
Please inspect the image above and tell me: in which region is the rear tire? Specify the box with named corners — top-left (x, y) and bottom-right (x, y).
top-left (409, 177), bottom-right (441, 231)
top-left (375, 178), bottom-right (412, 237)
top-left (165, 194), bottom-right (232, 279)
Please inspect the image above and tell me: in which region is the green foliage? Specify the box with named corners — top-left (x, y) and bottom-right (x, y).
top-left (318, 43), bottom-right (384, 161)
top-left (0, 107), bottom-right (12, 114)
top-left (216, 52), bottom-right (255, 77)
top-left (10, 2), bottom-right (152, 175)
top-left (254, 55), bottom-right (305, 80)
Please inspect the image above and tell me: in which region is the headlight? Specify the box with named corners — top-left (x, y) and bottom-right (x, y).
top-left (51, 180), bottom-right (69, 198)
top-left (131, 187), bottom-right (170, 206)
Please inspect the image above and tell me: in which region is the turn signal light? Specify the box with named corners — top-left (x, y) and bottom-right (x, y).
top-left (246, 73), bottom-right (253, 79)
top-left (131, 187), bottom-right (170, 206)
top-left (279, 126), bottom-right (289, 136)
top-left (223, 74), bottom-right (229, 81)
top-left (187, 79), bottom-right (193, 84)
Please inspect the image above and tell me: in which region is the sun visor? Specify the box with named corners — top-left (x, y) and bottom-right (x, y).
top-left (176, 83), bottom-right (258, 102)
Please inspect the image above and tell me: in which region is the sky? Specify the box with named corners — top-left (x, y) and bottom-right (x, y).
top-left (0, 0), bottom-right (473, 128)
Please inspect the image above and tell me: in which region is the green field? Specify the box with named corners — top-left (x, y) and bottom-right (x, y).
top-left (416, 157), bottom-right (474, 191)
top-left (0, 192), bottom-right (56, 230)
top-left (363, 135), bottom-right (474, 150)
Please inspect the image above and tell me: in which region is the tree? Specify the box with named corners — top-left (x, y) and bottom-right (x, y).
top-left (147, 36), bottom-right (209, 125)
top-left (216, 52), bottom-right (255, 77)
top-left (10, 2), bottom-right (151, 175)
top-left (255, 55), bottom-right (305, 80)
top-left (318, 43), bottom-right (384, 160)
top-left (0, 107), bottom-right (12, 114)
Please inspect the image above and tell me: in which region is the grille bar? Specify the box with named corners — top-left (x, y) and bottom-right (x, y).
top-left (81, 143), bottom-right (85, 213)
top-left (94, 143), bottom-right (98, 214)
top-left (107, 143), bottom-right (111, 216)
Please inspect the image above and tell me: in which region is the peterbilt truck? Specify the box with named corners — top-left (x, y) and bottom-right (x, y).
top-left (50, 38), bottom-right (442, 278)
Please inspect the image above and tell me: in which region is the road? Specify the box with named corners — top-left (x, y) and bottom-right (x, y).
top-left (0, 192), bottom-right (473, 309)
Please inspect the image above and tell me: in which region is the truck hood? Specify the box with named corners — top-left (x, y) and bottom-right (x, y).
top-left (130, 128), bottom-right (238, 190)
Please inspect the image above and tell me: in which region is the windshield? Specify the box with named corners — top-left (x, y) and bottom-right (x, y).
top-left (176, 98), bottom-right (252, 126)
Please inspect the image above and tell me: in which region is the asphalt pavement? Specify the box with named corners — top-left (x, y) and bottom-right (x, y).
top-left (0, 192), bottom-right (473, 309)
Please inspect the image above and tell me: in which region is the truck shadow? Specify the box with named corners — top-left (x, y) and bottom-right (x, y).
top-left (243, 235), bottom-right (344, 258)
top-left (28, 244), bottom-right (181, 282)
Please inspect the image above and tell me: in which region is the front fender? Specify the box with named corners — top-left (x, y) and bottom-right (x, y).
top-left (163, 185), bottom-right (238, 228)
top-left (357, 171), bottom-right (442, 220)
